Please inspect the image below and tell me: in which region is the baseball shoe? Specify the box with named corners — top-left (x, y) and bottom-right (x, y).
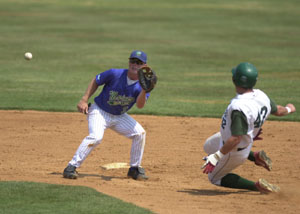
top-left (63, 164), bottom-right (78, 179)
top-left (127, 167), bottom-right (148, 180)
top-left (255, 178), bottom-right (280, 194)
top-left (254, 150), bottom-right (272, 171)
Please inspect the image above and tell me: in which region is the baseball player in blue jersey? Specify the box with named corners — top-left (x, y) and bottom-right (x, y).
top-left (63, 50), bottom-right (152, 180)
top-left (202, 62), bottom-right (296, 193)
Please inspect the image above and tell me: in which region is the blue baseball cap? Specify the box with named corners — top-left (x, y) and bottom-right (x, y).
top-left (129, 50), bottom-right (147, 63)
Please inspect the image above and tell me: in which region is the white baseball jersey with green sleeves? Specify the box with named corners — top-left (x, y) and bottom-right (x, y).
top-left (204, 89), bottom-right (273, 185)
top-left (220, 89), bottom-right (272, 149)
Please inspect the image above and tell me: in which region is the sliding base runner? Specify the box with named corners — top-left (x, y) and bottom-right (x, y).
top-left (202, 62), bottom-right (296, 193)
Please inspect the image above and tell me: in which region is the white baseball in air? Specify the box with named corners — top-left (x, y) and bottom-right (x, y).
top-left (24, 52), bottom-right (33, 60)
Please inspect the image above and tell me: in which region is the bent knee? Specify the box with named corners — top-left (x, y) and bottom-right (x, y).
top-left (203, 132), bottom-right (222, 155)
top-left (203, 141), bottom-right (212, 154)
top-left (203, 141), bottom-right (218, 155)
top-left (85, 135), bottom-right (102, 144)
top-left (132, 131), bottom-right (146, 140)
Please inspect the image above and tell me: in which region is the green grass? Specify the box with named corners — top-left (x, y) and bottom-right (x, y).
top-left (0, 0), bottom-right (299, 120)
top-left (0, 181), bottom-right (152, 214)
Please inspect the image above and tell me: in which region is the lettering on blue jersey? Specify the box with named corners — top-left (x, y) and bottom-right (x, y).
top-left (121, 106), bottom-right (129, 114)
top-left (107, 91), bottom-right (135, 106)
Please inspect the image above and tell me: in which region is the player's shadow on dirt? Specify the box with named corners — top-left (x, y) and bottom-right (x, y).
top-left (50, 172), bottom-right (102, 178)
top-left (79, 174), bottom-right (127, 181)
top-left (178, 189), bottom-right (251, 196)
top-left (50, 172), bottom-right (126, 181)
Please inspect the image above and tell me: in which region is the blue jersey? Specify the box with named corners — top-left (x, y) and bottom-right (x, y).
top-left (94, 68), bottom-right (150, 115)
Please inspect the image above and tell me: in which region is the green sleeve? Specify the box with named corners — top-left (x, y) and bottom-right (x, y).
top-left (231, 110), bottom-right (248, 136)
top-left (269, 98), bottom-right (277, 114)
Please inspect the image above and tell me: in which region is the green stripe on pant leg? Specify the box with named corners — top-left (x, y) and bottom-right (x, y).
top-left (221, 173), bottom-right (257, 191)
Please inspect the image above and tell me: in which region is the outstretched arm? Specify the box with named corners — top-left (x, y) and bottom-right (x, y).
top-left (77, 77), bottom-right (99, 114)
top-left (272, 103), bottom-right (296, 116)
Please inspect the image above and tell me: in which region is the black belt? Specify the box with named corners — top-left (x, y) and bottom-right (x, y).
top-left (237, 147), bottom-right (247, 151)
top-left (223, 141), bottom-right (247, 152)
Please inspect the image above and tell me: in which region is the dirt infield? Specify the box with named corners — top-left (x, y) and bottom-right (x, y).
top-left (1, 110), bottom-right (300, 214)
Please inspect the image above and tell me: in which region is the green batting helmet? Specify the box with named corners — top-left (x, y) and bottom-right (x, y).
top-left (232, 62), bottom-right (258, 88)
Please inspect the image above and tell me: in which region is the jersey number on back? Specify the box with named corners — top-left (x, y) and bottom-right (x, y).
top-left (254, 106), bottom-right (268, 128)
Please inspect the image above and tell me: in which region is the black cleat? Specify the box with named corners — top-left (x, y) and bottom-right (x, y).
top-left (127, 167), bottom-right (148, 180)
top-left (63, 165), bottom-right (78, 179)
